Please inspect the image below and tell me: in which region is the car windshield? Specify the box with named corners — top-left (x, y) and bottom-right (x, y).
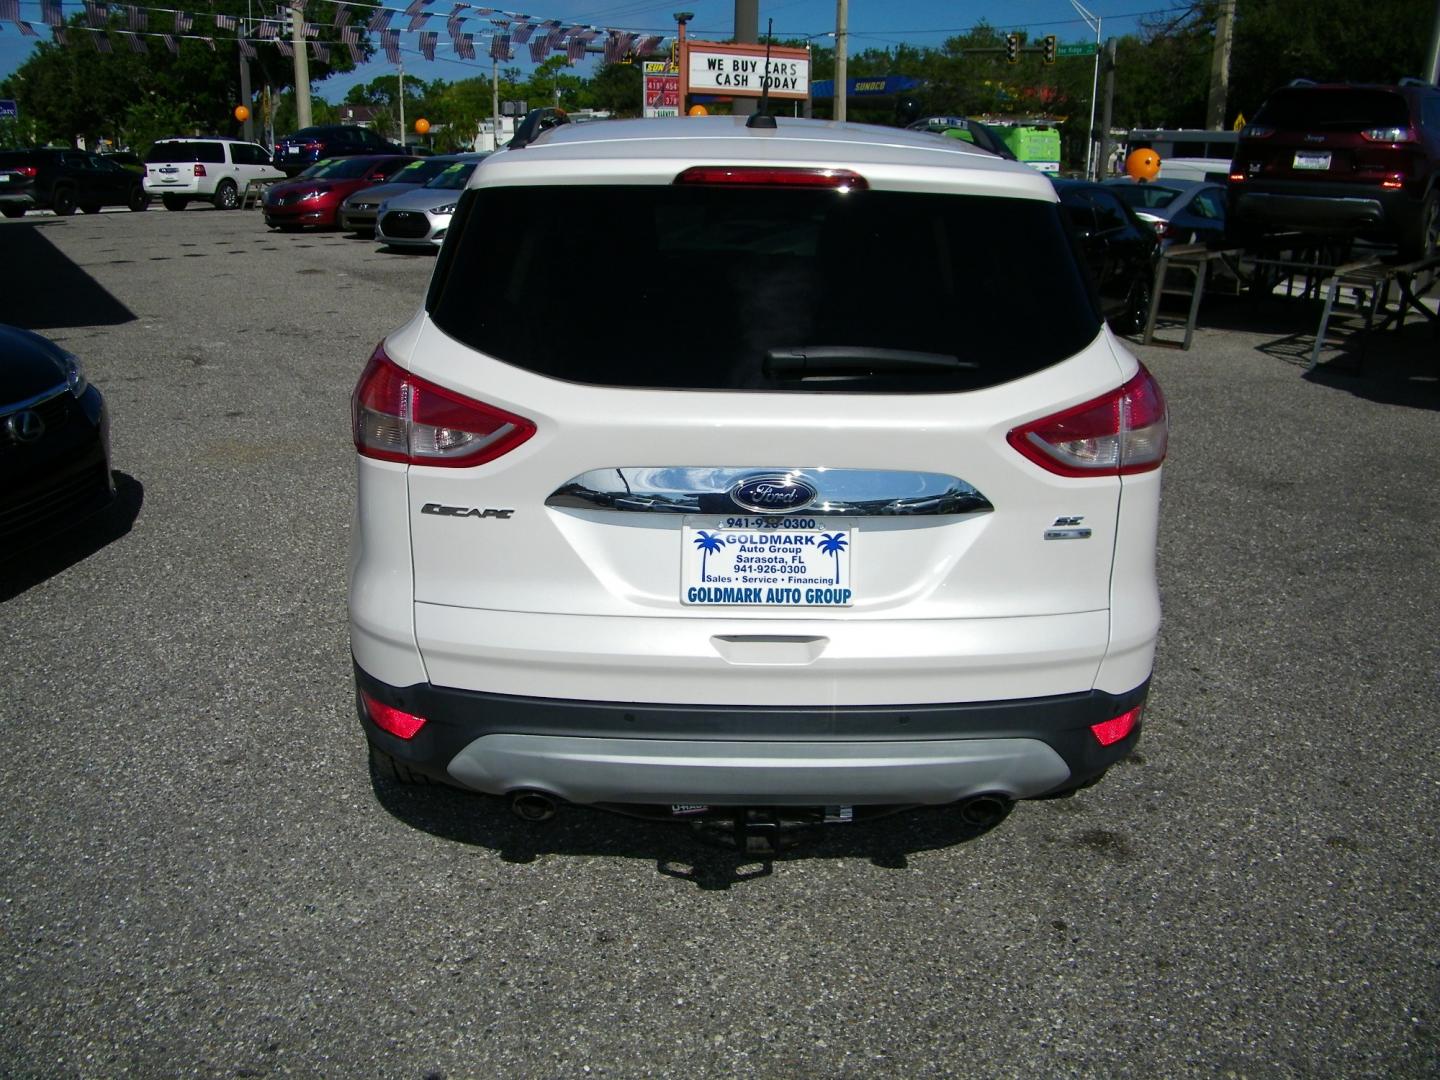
top-left (1254, 88), bottom-right (1410, 130)
top-left (425, 163), bottom-right (478, 190)
top-left (310, 157), bottom-right (385, 179)
top-left (1110, 184), bottom-right (1182, 210)
top-left (428, 186), bottom-right (1099, 394)
top-left (392, 158), bottom-right (454, 184)
top-left (145, 141), bottom-right (225, 164)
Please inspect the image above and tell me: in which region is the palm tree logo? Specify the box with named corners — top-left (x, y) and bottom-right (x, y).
top-left (693, 530), bottom-right (726, 580)
top-left (818, 533), bottom-right (848, 584)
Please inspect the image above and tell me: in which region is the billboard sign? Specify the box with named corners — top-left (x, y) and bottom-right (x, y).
top-left (685, 41), bottom-right (809, 100)
top-left (643, 61), bottom-right (680, 118)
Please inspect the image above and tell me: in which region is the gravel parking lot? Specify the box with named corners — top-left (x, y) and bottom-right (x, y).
top-left (2, 205), bottom-right (1437, 1077)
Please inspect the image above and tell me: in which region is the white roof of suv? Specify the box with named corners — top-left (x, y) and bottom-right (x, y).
top-left (477, 115), bottom-right (1057, 200)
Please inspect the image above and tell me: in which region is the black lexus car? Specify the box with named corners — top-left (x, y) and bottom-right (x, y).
top-left (0, 325), bottom-right (113, 559)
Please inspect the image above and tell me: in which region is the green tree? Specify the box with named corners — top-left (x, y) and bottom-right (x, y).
top-left (0, 1), bottom-right (370, 150)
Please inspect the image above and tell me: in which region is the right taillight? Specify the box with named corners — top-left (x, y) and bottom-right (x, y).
top-left (1007, 365), bottom-right (1168, 477)
top-left (194, 163), bottom-right (207, 176)
top-left (351, 343), bottom-right (536, 467)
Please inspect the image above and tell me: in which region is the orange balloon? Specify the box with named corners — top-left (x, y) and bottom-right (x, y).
top-left (234, 105), bottom-right (251, 123)
top-left (687, 104), bottom-right (709, 117)
top-left (414, 118), bottom-right (430, 135)
top-left (1126, 148), bottom-right (1160, 182)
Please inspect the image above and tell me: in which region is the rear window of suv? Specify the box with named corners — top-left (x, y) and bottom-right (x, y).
top-left (428, 185), bottom-right (1100, 393)
top-left (1254, 88), bottom-right (1410, 130)
top-left (146, 141), bottom-right (226, 164)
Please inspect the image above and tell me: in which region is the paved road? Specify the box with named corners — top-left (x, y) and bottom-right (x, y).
top-left (2, 205), bottom-right (1437, 1077)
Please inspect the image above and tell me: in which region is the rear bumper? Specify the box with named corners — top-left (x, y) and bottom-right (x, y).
top-left (1229, 181), bottom-right (1419, 238)
top-left (355, 662), bottom-right (1146, 806)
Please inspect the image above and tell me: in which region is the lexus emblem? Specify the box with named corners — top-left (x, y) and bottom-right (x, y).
top-left (6, 409), bottom-right (44, 444)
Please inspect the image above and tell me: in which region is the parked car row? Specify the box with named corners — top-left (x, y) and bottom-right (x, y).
top-left (0, 149), bottom-right (149, 216)
top-left (258, 152), bottom-right (489, 251)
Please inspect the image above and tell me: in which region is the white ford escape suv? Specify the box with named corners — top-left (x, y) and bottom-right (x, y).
top-left (349, 115), bottom-right (1166, 826)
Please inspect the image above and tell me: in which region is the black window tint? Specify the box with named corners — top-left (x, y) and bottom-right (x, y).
top-left (429, 186), bottom-right (1099, 393)
top-left (1089, 191), bottom-right (1126, 232)
top-left (1255, 88), bottom-right (1410, 129)
top-left (1191, 191), bottom-right (1223, 219)
top-left (145, 141), bottom-right (224, 164)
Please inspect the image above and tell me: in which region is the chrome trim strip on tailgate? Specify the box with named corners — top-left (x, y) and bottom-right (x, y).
top-left (546, 467), bottom-right (993, 517)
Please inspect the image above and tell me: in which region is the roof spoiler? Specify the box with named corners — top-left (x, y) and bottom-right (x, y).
top-left (508, 107), bottom-right (571, 150)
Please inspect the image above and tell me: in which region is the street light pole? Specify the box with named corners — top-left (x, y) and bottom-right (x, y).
top-left (291, 0), bottom-right (311, 129)
top-left (1071, 0), bottom-right (1100, 179)
top-left (398, 56), bottom-right (405, 146)
top-left (834, 0), bottom-right (848, 122)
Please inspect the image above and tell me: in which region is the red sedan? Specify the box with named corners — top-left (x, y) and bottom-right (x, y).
top-left (262, 154), bottom-right (414, 230)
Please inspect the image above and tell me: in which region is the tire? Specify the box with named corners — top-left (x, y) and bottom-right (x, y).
top-left (127, 187), bottom-right (148, 212)
top-left (368, 743), bottom-right (431, 786)
top-left (80, 203), bottom-right (102, 214)
top-left (1399, 192), bottom-right (1438, 262)
top-left (0, 205), bottom-right (24, 218)
top-left (1113, 274), bottom-right (1152, 336)
top-left (51, 186), bottom-right (76, 216)
top-left (162, 195), bottom-right (188, 212)
top-left (212, 179), bottom-right (238, 211)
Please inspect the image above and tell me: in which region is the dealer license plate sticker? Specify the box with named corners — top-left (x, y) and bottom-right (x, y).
top-left (681, 518), bottom-right (854, 606)
top-left (1293, 151), bottom-right (1331, 171)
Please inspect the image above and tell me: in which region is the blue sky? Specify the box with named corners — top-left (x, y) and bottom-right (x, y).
top-left (0, 1), bottom-right (1179, 101)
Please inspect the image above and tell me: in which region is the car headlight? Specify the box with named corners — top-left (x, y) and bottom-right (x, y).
top-left (300, 189), bottom-right (326, 201)
top-left (62, 353), bottom-right (87, 398)
top-left (433, 203), bottom-right (457, 215)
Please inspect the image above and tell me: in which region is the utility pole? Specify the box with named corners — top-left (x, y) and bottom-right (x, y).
top-left (834, 0), bottom-right (847, 122)
top-left (1426, 0), bottom-right (1440, 84)
top-left (491, 54), bottom-right (500, 147)
top-left (290, 0), bottom-right (311, 129)
top-left (1070, 0), bottom-right (1100, 179)
top-left (1205, 0), bottom-right (1236, 130)
top-left (733, 0), bottom-right (758, 116)
top-left (1096, 38), bottom-right (1117, 179)
top-left (239, 48), bottom-right (254, 142)
top-left (398, 56), bottom-right (406, 146)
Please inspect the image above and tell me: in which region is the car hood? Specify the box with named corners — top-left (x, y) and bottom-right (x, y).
top-left (345, 180), bottom-right (423, 206)
top-left (0, 324), bottom-right (71, 404)
top-left (270, 178), bottom-right (361, 199)
top-left (382, 187), bottom-right (464, 212)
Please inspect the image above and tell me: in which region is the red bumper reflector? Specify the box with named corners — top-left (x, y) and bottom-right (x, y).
top-left (362, 691), bottom-right (427, 740)
top-left (1091, 706), bottom-right (1141, 747)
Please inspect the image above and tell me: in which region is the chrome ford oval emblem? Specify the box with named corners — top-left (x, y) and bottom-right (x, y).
top-left (729, 474), bottom-right (817, 514)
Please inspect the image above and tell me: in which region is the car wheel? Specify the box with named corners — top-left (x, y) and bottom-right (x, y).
top-left (1113, 275), bottom-right (1152, 336)
top-left (368, 744), bottom-right (431, 786)
top-left (162, 195), bottom-right (188, 211)
top-left (127, 187), bottom-right (149, 212)
top-left (51, 186), bottom-right (76, 216)
top-left (1400, 192), bottom-right (1438, 262)
top-left (212, 179), bottom-right (239, 211)
top-left (0, 205), bottom-right (24, 218)
top-left (79, 203), bottom-right (102, 214)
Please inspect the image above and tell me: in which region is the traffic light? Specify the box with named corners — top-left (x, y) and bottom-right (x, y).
top-left (1043, 35), bottom-right (1057, 65)
top-left (1005, 33), bottom-right (1019, 64)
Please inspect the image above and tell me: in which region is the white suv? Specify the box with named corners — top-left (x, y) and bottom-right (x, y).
top-left (143, 137), bottom-right (284, 210)
top-left (349, 116), bottom-right (1167, 830)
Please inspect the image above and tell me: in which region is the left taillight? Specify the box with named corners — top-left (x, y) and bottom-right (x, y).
top-left (360, 691), bottom-right (427, 739)
top-left (351, 343), bottom-right (536, 467)
top-left (1007, 364), bottom-right (1168, 477)
top-left (1091, 705), bottom-right (1141, 746)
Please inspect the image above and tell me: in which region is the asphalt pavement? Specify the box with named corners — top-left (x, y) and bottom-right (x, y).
top-left (1, 204), bottom-right (1437, 1077)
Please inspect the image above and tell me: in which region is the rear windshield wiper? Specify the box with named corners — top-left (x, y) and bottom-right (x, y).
top-left (764, 346), bottom-right (978, 379)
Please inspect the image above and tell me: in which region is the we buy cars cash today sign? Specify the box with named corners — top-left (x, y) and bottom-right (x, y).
top-left (685, 41), bottom-right (810, 101)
